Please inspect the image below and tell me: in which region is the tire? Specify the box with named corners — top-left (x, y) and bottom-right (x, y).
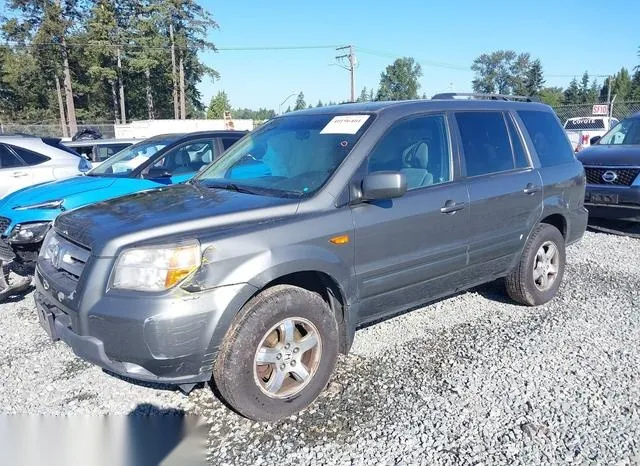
top-left (213, 285), bottom-right (339, 422)
top-left (506, 223), bottom-right (566, 306)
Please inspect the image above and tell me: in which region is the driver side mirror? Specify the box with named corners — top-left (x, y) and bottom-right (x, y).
top-left (590, 135), bottom-right (601, 145)
top-left (361, 172), bottom-right (407, 201)
top-left (147, 167), bottom-right (173, 179)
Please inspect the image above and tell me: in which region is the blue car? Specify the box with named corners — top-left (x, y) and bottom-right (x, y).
top-left (0, 130), bottom-right (245, 265)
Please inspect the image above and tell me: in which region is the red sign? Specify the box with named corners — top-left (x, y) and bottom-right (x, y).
top-left (592, 104), bottom-right (609, 116)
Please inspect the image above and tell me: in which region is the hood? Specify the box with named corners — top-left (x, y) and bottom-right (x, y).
top-left (577, 144), bottom-right (640, 166)
top-left (0, 176), bottom-right (117, 210)
top-left (54, 183), bottom-right (299, 255)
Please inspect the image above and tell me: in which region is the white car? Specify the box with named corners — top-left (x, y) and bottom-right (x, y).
top-left (0, 135), bottom-right (90, 199)
top-left (564, 116), bottom-right (619, 152)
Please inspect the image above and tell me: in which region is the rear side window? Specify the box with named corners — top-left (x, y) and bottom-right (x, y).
top-left (0, 145), bottom-right (24, 168)
top-left (518, 111), bottom-right (575, 167)
top-left (455, 111), bottom-right (514, 177)
top-left (11, 145), bottom-right (50, 165)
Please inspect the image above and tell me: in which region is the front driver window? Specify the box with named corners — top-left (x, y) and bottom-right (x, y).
top-left (148, 140), bottom-right (215, 177)
top-left (368, 114), bottom-right (451, 190)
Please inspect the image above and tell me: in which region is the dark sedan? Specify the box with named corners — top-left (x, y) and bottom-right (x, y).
top-left (577, 112), bottom-right (640, 221)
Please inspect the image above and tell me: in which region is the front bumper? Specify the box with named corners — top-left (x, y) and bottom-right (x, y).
top-left (34, 262), bottom-right (257, 386)
top-left (584, 184), bottom-right (640, 222)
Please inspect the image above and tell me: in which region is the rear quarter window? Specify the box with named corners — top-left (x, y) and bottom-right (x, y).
top-left (10, 145), bottom-right (51, 165)
top-left (518, 111), bottom-right (575, 167)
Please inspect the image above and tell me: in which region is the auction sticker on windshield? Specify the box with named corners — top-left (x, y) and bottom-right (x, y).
top-left (320, 115), bottom-right (370, 134)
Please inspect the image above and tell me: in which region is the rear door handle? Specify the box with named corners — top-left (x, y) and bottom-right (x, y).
top-left (523, 183), bottom-right (540, 195)
top-left (11, 172), bottom-right (29, 178)
top-left (440, 200), bottom-right (466, 214)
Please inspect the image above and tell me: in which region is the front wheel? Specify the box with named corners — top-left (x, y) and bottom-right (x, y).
top-left (506, 223), bottom-right (566, 306)
top-left (213, 285), bottom-right (339, 422)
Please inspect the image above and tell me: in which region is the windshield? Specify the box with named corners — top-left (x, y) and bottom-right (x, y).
top-left (598, 118), bottom-right (640, 145)
top-left (194, 113), bottom-right (373, 197)
top-left (564, 118), bottom-right (605, 130)
top-left (87, 137), bottom-right (179, 176)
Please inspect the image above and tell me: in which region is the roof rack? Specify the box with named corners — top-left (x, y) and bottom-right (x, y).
top-left (431, 92), bottom-right (541, 103)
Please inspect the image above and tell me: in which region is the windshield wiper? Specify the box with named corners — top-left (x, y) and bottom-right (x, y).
top-left (198, 180), bottom-right (302, 199)
top-left (200, 181), bottom-right (261, 195)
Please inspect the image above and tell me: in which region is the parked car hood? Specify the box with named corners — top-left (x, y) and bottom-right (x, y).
top-left (0, 176), bottom-right (117, 210)
top-left (54, 183), bottom-right (300, 255)
top-left (577, 144), bottom-right (640, 166)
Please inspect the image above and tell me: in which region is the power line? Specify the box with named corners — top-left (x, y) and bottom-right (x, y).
top-left (0, 40), bottom-right (615, 79)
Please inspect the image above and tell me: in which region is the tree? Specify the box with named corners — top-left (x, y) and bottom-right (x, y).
top-left (206, 91), bottom-right (229, 119)
top-left (631, 70), bottom-right (640, 100)
top-left (293, 91), bottom-right (306, 111)
top-left (85, 0), bottom-right (131, 123)
top-left (368, 88), bottom-right (375, 101)
top-left (150, 0), bottom-right (219, 119)
top-left (376, 57), bottom-right (422, 101)
top-left (612, 68), bottom-right (632, 100)
top-left (538, 87), bottom-right (564, 107)
top-left (316, 100), bottom-right (324, 107)
top-left (3, 0), bottom-right (87, 135)
top-left (471, 50), bottom-right (533, 95)
top-left (524, 59), bottom-right (545, 96)
top-left (563, 78), bottom-right (581, 104)
top-left (357, 86), bottom-right (368, 102)
top-left (233, 107), bottom-right (275, 120)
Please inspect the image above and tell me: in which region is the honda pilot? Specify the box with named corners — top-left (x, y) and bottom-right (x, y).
top-left (34, 95), bottom-right (587, 421)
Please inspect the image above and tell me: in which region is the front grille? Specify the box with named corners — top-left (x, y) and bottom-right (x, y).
top-left (0, 216), bottom-right (10, 235)
top-left (584, 167), bottom-right (640, 186)
top-left (47, 232), bottom-right (91, 282)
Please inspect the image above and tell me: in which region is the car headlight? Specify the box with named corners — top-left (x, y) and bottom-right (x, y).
top-left (9, 222), bottom-right (52, 244)
top-left (111, 241), bottom-right (201, 292)
top-left (13, 200), bottom-right (63, 210)
top-left (39, 230), bottom-right (60, 260)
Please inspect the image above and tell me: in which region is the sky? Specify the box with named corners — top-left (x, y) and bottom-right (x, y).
top-left (197, 1), bottom-right (639, 112)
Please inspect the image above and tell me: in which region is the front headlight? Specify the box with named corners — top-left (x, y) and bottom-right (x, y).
top-left (13, 200), bottom-right (63, 211)
top-left (9, 222), bottom-right (52, 244)
top-left (111, 241), bottom-right (201, 292)
top-left (39, 230), bottom-right (60, 260)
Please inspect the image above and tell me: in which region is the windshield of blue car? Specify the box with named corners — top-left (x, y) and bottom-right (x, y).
top-left (87, 137), bottom-right (180, 176)
top-left (598, 118), bottom-right (640, 145)
top-left (194, 113), bottom-right (373, 197)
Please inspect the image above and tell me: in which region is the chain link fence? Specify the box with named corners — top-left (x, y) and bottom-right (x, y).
top-left (3, 102), bottom-right (640, 139)
top-left (552, 101), bottom-right (640, 123)
top-left (0, 122), bottom-right (115, 139)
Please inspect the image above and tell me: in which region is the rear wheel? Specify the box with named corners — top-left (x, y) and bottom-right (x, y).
top-left (213, 285), bottom-right (338, 422)
top-left (506, 223), bottom-right (566, 306)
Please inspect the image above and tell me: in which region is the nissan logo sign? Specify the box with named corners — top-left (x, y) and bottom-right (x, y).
top-left (602, 170), bottom-right (618, 183)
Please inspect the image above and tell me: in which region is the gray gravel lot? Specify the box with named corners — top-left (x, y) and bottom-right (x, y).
top-left (1, 230), bottom-right (639, 465)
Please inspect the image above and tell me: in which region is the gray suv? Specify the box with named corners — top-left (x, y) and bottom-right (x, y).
top-left (34, 95), bottom-right (588, 421)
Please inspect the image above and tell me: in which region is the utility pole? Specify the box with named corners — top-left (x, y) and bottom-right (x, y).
top-left (169, 23), bottom-right (179, 119)
top-left (336, 45), bottom-right (356, 102)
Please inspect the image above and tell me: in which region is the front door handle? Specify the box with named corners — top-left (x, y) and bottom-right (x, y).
top-left (523, 183), bottom-right (540, 195)
top-left (11, 171), bottom-right (29, 178)
top-left (440, 200), bottom-right (466, 214)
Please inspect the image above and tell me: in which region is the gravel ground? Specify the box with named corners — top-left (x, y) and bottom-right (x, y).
top-left (1, 230), bottom-right (639, 465)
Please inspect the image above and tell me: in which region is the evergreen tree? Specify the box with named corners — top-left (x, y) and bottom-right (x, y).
top-left (563, 78), bottom-right (581, 104)
top-left (293, 92), bottom-right (306, 111)
top-left (524, 59), bottom-right (545, 96)
top-left (206, 90), bottom-right (230, 119)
